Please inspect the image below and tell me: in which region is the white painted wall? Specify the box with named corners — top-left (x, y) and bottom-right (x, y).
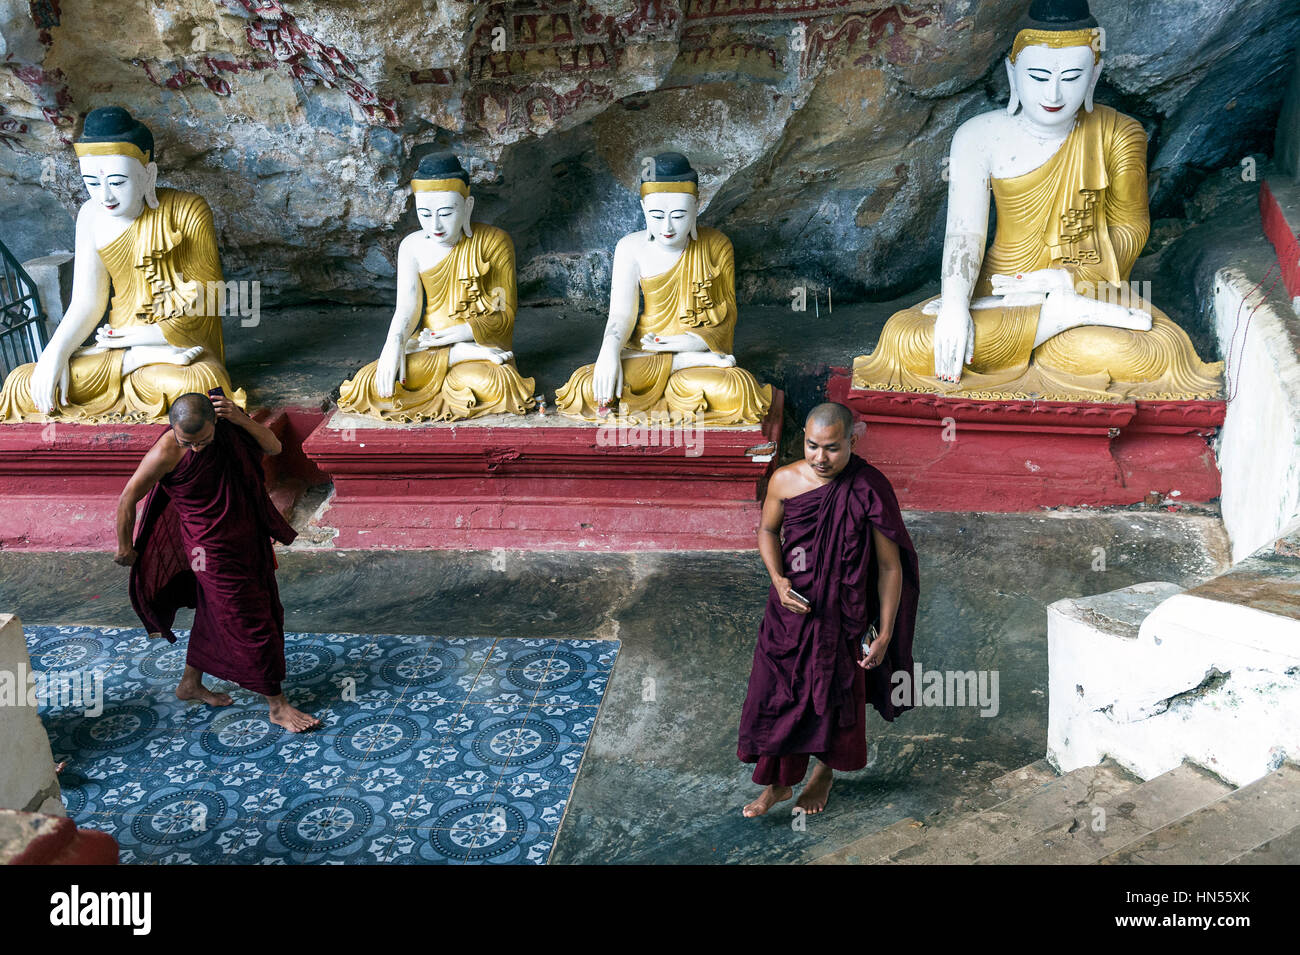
top-left (1048, 585), bottom-right (1300, 787)
top-left (1213, 268), bottom-right (1300, 563)
top-left (0, 614), bottom-right (63, 815)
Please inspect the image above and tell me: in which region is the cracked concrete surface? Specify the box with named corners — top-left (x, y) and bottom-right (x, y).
top-left (0, 510), bottom-right (1229, 863)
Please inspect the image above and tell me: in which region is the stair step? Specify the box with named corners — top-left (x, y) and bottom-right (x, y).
top-left (810, 758), bottom-right (1057, 865)
top-left (809, 817), bottom-right (928, 865)
top-left (885, 760), bottom-right (1140, 865)
top-left (1226, 823), bottom-right (1300, 864)
top-left (1098, 763), bottom-right (1300, 865)
top-left (980, 763), bottom-right (1233, 865)
top-left (962, 759), bottom-right (1058, 811)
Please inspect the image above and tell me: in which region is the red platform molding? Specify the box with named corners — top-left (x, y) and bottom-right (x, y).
top-left (0, 408), bottom-right (325, 551)
top-left (301, 391), bottom-right (784, 550)
top-left (828, 369), bottom-right (1224, 511)
top-left (1260, 179), bottom-right (1300, 303)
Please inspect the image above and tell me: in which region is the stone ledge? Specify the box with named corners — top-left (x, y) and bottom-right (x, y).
top-left (1211, 266), bottom-right (1300, 562)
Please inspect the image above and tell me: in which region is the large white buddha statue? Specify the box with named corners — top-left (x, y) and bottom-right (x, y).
top-left (0, 106), bottom-right (245, 422)
top-left (337, 152), bottom-right (535, 421)
top-left (853, 0), bottom-right (1223, 402)
top-left (555, 152), bottom-right (772, 425)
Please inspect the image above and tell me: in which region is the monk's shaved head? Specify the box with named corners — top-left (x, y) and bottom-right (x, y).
top-left (170, 393), bottom-right (216, 435)
top-left (805, 402), bottom-right (855, 442)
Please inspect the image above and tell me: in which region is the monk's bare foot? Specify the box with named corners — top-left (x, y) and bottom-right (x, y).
top-left (175, 680), bottom-right (233, 707)
top-left (796, 763), bottom-right (834, 814)
top-left (268, 696), bottom-right (321, 733)
top-left (742, 785), bottom-right (793, 818)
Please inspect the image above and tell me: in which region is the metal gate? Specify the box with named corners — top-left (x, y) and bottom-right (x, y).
top-left (0, 238), bottom-right (48, 381)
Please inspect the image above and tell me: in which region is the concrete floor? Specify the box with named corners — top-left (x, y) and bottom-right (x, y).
top-left (0, 510), bottom-right (1229, 864)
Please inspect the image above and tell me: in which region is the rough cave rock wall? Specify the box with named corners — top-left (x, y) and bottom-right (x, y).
top-left (0, 0), bottom-right (1296, 305)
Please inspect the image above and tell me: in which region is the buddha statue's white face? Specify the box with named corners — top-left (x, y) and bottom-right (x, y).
top-left (79, 154), bottom-right (156, 219)
top-left (641, 191), bottom-right (698, 251)
top-left (415, 190), bottom-right (473, 247)
top-left (1008, 43), bottom-right (1101, 130)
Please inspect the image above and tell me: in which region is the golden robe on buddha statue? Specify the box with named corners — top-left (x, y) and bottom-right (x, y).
top-left (556, 226), bottom-right (772, 424)
top-left (0, 187), bottom-right (245, 422)
top-left (853, 105), bottom-right (1223, 402)
top-left (337, 224), bottom-right (535, 421)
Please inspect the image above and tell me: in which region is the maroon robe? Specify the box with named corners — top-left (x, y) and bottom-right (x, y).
top-left (738, 454), bottom-right (919, 785)
top-left (129, 419), bottom-right (297, 696)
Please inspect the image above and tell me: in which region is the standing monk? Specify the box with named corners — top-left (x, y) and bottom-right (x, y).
top-left (738, 402), bottom-right (919, 817)
top-left (115, 392), bottom-right (320, 732)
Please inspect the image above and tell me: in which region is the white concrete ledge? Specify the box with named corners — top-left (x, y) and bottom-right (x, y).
top-left (1048, 584), bottom-right (1300, 787)
top-left (1213, 267), bottom-right (1300, 563)
top-left (0, 613), bottom-right (63, 815)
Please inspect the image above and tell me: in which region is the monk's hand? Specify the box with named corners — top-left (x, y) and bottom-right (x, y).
top-left (211, 393), bottom-right (247, 423)
top-left (775, 576), bottom-right (810, 615)
top-left (114, 547), bottom-right (137, 567)
top-left (860, 634), bottom-right (891, 670)
top-left (933, 299), bottom-right (974, 384)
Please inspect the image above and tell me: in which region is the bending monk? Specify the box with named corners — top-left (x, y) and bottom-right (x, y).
top-left (738, 402), bottom-right (919, 817)
top-left (115, 392), bottom-right (319, 732)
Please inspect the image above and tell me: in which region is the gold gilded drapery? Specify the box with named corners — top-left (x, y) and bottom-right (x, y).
top-left (0, 188), bottom-right (245, 422)
top-left (852, 106), bottom-right (1223, 402)
top-left (556, 226), bottom-right (772, 424)
top-left (337, 224), bottom-right (535, 421)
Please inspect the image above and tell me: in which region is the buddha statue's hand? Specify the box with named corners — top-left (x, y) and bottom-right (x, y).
top-left (376, 338), bottom-right (404, 398)
top-left (990, 269), bottom-right (1075, 300)
top-left (639, 332), bottom-right (706, 353)
top-left (94, 324), bottom-right (134, 348)
top-left (420, 326), bottom-right (474, 349)
top-left (592, 339), bottom-right (624, 406)
top-left (29, 349), bottom-right (70, 413)
top-left (933, 299), bottom-right (975, 383)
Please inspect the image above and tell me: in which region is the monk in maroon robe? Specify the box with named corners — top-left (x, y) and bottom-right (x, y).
top-left (115, 392), bottom-right (320, 732)
top-left (738, 402), bottom-right (919, 817)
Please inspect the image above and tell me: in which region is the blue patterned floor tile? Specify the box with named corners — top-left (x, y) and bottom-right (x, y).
top-left (26, 625), bottom-right (618, 864)
top-left (110, 784), bottom-right (248, 859)
top-left (479, 637), bottom-right (564, 669)
top-left (26, 628), bottom-right (119, 672)
top-left (521, 703), bottom-right (602, 742)
top-left (173, 708), bottom-right (310, 768)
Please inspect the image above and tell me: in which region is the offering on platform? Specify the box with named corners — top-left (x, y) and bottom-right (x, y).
top-left (555, 151), bottom-right (772, 425)
top-left (337, 152), bottom-right (536, 422)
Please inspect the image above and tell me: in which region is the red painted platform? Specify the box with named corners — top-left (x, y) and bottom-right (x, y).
top-left (1260, 179), bottom-right (1300, 302)
top-left (828, 369), bottom-right (1224, 511)
top-left (301, 391), bottom-right (784, 550)
top-left (0, 408), bottom-right (326, 551)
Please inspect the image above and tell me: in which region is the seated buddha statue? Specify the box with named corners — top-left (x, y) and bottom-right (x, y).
top-left (555, 152), bottom-right (772, 425)
top-left (337, 152), bottom-right (536, 421)
top-left (853, 0), bottom-right (1223, 402)
top-left (0, 106), bottom-right (245, 422)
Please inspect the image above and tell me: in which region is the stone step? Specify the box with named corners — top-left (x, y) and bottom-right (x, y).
top-left (809, 758), bottom-right (1058, 865)
top-left (1226, 823), bottom-right (1300, 864)
top-left (809, 817), bottom-right (928, 865)
top-left (884, 760), bottom-right (1141, 865)
top-left (979, 762), bottom-right (1233, 865)
top-left (961, 759), bottom-right (1058, 811)
top-left (1097, 763), bottom-right (1300, 865)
